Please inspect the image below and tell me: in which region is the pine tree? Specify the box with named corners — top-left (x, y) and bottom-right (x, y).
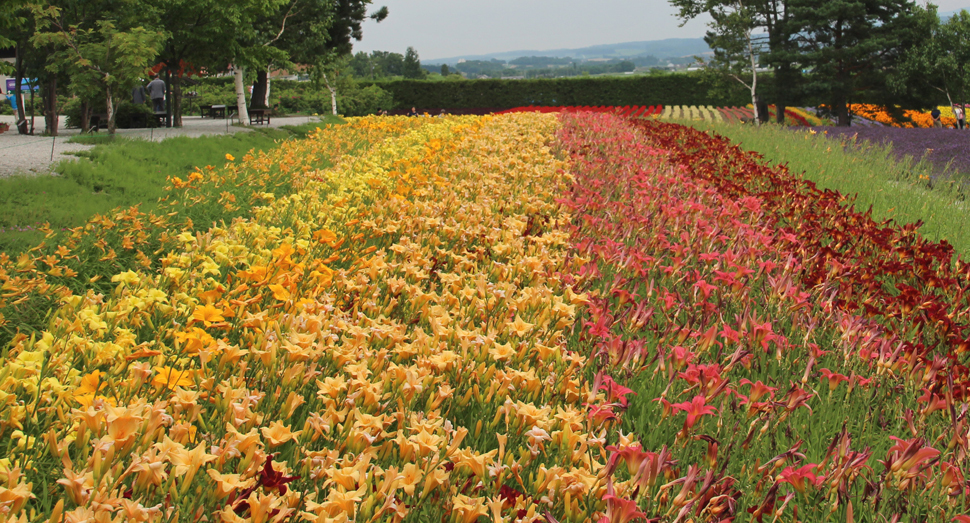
top-left (402, 46), bottom-right (425, 79)
top-left (787, 0), bottom-right (926, 126)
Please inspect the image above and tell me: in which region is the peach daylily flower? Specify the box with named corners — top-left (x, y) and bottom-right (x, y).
top-left (206, 469), bottom-right (256, 499)
top-left (261, 421), bottom-right (302, 447)
top-left (488, 342), bottom-right (515, 362)
top-left (106, 406), bottom-right (144, 448)
top-left (394, 463), bottom-right (423, 496)
top-left (451, 494), bottom-right (488, 523)
top-left (508, 315), bottom-right (534, 337)
top-left (169, 442), bottom-right (217, 478)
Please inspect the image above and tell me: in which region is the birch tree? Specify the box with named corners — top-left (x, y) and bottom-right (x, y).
top-left (703, 1), bottom-right (767, 123)
top-left (671, 0), bottom-right (799, 123)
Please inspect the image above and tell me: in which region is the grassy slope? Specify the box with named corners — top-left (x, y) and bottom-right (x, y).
top-left (0, 116), bottom-right (344, 255)
top-left (689, 121), bottom-right (970, 257)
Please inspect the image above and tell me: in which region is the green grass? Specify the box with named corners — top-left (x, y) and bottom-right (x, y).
top-left (0, 116), bottom-right (345, 255)
top-left (689, 121), bottom-right (970, 257)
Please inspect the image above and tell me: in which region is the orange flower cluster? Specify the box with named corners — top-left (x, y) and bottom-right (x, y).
top-left (849, 103), bottom-right (958, 128)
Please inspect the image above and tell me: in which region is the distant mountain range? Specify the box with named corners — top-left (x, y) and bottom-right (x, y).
top-left (425, 38), bottom-right (713, 65)
top-left (427, 8), bottom-right (970, 65)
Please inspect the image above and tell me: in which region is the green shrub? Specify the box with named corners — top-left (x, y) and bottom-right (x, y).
top-left (338, 84), bottom-right (394, 116)
top-left (114, 102), bottom-right (155, 128)
top-left (62, 98), bottom-right (156, 129)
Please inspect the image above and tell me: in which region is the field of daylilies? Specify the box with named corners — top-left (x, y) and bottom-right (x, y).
top-left (2, 109), bottom-right (970, 523)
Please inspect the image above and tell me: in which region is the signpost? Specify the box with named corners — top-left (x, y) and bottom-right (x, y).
top-left (5, 79), bottom-right (39, 132)
top-left (5, 78), bottom-right (39, 92)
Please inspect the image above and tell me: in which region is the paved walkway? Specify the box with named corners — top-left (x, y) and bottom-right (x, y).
top-left (0, 114), bottom-right (324, 178)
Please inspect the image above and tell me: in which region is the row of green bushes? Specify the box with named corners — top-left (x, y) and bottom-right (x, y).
top-left (190, 77), bottom-right (393, 117)
top-left (362, 74), bottom-right (753, 109)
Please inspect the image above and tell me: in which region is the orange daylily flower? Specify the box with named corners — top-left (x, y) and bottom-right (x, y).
top-left (313, 228), bottom-right (338, 245)
top-left (75, 371), bottom-right (105, 396)
top-left (269, 284), bottom-right (291, 301)
top-left (192, 304), bottom-right (225, 327)
top-left (238, 265), bottom-right (268, 281)
top-left (152, 367), bottom-right (195, 390)
top-left (272, 243), bottom-right (296, 260)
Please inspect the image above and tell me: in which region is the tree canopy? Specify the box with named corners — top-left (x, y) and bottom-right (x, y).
top-left (8, 0), bottom-right (388, 133)
top-left (890, 6), bottom-right (970, 107)
top-left (670, 0), bottom-right (933, 125)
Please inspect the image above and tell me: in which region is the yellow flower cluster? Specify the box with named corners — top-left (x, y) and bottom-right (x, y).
top-left (0, 114), bottom-right (631, 522)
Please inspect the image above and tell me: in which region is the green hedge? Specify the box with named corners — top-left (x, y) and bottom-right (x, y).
top-left (362, 74), bottom-right (752, 110)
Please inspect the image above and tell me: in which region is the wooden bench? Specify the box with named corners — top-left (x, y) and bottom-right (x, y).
top-left (209, 105), bottom-right (227, 119)
top-left (249, 108), bottom-right (270, 125)
top-left (152, 111), bottom-right (170, 127)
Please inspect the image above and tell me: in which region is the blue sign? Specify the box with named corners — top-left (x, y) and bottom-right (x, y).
top-left (5, 78), bottom-right (39, 92)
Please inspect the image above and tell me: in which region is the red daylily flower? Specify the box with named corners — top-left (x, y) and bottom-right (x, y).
top-left (671, 394), bottom-right (717, 430)
top-left (776, 464), bottom-right (824, 494)
top-left (819, 368), bottom-right (850, 391)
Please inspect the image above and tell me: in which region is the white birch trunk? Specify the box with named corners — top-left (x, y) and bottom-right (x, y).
top-left (322, 72), bottom-right (337, 115)
top-left (265, 65), bottom-right (272, 107)
top-left (748, 31), bottom-right (760, 126)
top-left (106, 86), bottom-right (116, 135)
top-left (233, 65), bottom-right (249, 126)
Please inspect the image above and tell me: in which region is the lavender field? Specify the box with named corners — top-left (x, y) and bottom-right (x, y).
top-left (812, 126), bottom-right (970, 179)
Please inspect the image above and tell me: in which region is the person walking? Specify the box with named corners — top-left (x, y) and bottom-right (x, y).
top-left (955, 103), bottom-right (966, 130)
top-left (146, 75), bottom-right (166, 113)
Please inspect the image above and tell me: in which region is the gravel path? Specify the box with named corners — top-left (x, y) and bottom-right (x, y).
top-left (0, 114), bottom-right (326, 178)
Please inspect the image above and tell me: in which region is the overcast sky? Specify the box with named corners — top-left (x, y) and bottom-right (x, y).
top-left (355, 0), bottom-right (970, 61)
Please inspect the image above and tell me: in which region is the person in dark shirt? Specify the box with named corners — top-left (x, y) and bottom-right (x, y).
top-left (132, 82), bottom-right (147, 105)
top-left (931, 107), bottom-right (943, 128)
top-left (406, 106), bottom-right (418, 117)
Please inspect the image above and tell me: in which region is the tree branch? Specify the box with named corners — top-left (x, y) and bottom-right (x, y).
top-left (264, 0), bottom-right (299, 46)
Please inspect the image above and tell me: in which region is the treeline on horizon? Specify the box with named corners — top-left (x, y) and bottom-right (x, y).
top-left (350, 49), bottom-right (699, 80)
